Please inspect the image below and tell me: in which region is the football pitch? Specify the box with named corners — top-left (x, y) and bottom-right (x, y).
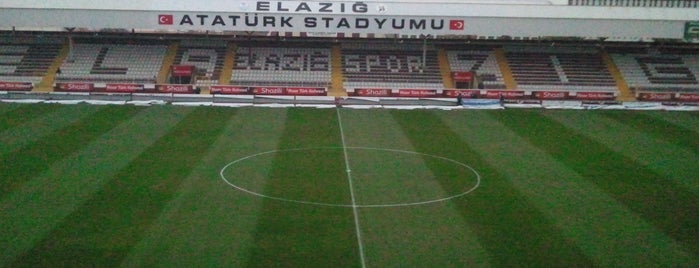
top-left (0, 103), bottom-right (697, 267)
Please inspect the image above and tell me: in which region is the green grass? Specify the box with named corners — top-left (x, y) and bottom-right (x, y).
top-left (0, 103), bottom-right (697, 267)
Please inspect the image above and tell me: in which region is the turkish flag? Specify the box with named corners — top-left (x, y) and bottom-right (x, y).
top-left (158, 14), bottom-right (174, 25)
top-left (449, 20), bottom-right (464, 30)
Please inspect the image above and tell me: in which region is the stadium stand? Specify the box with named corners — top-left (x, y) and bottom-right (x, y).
top-left (445, 45), bottom-right (507, 89)
top-left (341, 40), bottom-right (443, 91)
top-left (231, 42), bottom-right (332, 87)
top-left (173, 39), bottom-right (227, 87)
top-left (504, 44), bottom-right (617, 91)
top-left (609, 45), bottom-right (699, 92)
top-left (0, 37), bottom-right (62, 85)
top-left (56, 39), bottom-right (167, 84)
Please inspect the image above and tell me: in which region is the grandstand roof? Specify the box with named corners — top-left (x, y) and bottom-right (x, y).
top-left (1, 0), bottom-right (697, 40)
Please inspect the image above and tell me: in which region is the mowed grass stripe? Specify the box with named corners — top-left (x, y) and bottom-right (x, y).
top-left (602, 110), bottom-right (699, 155)
top-left (247, 108), bottom-right (359, 267)
top-left (120, 108), bottom-right (290, 267)
top-left (11, 107), bottom-right (236, 267)
top-left (0, 103), bottom-right (62, 131)
top-left (439, 110), bottom-right (695, 266)
top-left (0, 105), bottom-right (143, 197)
top-left (391, 110), bottom-right (593, 267)
top-left (647, 111), bottom-right (699, 134)
top-left (545, 110), bottom-right (699, 195)
top-left (340, 109), bottom-right (490, 267)
top-left (0, 103), bottom-right (24, 116)
top-left (0, 104), bottom-right (105, 156)
top-left (492, 109), bottom-right (699, 256)
top-left (0, 106), bottom-right (191, 265)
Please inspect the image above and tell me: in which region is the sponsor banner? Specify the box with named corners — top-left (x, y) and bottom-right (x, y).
top-left (575, 91), bottom-right (615, 101)
top-left (444, 89), bottom-right (479, 98)
top-left (638, 92), bottom-right (673, 101)
top-left (56, 82), bottom-right (94, 92)
top-left (533, 91), bottom-right (569, 100)
top-left (354, 88), bottom-right (392, 97)
top-left (211, 85), bottom-right (250, 94)
top-left (397, 89), bottom-right (437, 97)
top-left (676, 93), bottom-right (699, 102)
top-left (451, 71), bottom-right (473, 82)
top-left (0, 81), bottom-right (33, 91)
top-left (156, 84), bottom-right (194, 93)
top-left (285, 87), bottom-right (326, 96)
top-left (484, 90), bottom-right (525, 99)
top-left (171, 65), bottom-right (195, 77)
top-left (106, 83), bottom-right (144, 93)
top-left (251, 86), bottom-right (285, 95)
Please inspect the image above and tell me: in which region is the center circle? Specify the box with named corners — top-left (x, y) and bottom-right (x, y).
top-left (220, 147), bottom-right (481, 207)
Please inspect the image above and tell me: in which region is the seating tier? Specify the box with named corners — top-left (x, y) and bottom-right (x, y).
top-left (174, 40), bottom-right (227, 87)
top-left (611, 50), bottom-right (699, 92)
top-left (231, 45), bottom-right (332, 87)
top-left (57, 42), bottom-right (167, 84)
top-left (0, 42), bottom-right (61, 85)
top-left (505, 45), bottom-right (616, 91)
top-left (446, 47), bottom-right (506, 89)
top-left (342, 41), bottom-right (443, 90)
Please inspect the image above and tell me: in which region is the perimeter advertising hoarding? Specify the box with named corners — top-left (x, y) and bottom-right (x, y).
top-left (210, 85), bottom-right (250, 94)
top-left (676, 93), bottom-right (699, 102)
top-left (0, 82), bottom-right (33, 91)
top-left (106, 84), bottom-right (144, 93)
top-left (397, 89), bottom-right (438, 97)
top-left (575, 92), bottom-right (616, 101)
top-left (533, 91), bottom-right (569, 100)
top-left (484, 90), bottom-right (525, 99)
top-left (444, 90), bottom-right (479, 98)
top-left (637, 92), bottom-right (673, 101)
top-left (156, 84), bottom-right (193, 93)
top-left (56, 82), bottom-right (93, 92)
top-left (211, 85), bottom-right (326, 96)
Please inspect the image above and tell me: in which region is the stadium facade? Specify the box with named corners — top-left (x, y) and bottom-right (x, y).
top-left (2, 0), bottom-right (698, 40)
top-left (1, 0), bottom-right (698, 103)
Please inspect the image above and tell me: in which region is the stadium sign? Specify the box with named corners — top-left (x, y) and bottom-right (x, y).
top-left (164, 14), bottom-right (462, 33)
top-left (254, 1), bottom-right (369, 14)
top-left (685, 21), bottom-right (699, 41)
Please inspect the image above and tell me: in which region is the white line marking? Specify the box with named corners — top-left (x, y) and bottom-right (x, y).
top-left (336, 108), bottom-right (367, 268)
top-left (219, 147), bottom-right (481, 208)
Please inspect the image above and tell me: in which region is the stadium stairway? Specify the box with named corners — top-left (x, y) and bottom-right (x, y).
top-left (329, 44), bottom-right (346, 97)
top-left (218, 43), bottom-right (236, 86)
top-left (36, 39), bottom-right (70, 92)
top-left (601, 51), bottom-right (635, 101)
top-left (438, 48), bottom-right (455, 89)
top-left (157, 41), bottom-right (179, 84)
top-left (494, 47), bottom-right (518, 90)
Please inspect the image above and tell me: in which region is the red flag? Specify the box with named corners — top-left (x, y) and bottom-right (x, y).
top-left (158, 14), bottom-right (174, 25)
top-left (449, 20), bottom-right (464, 30)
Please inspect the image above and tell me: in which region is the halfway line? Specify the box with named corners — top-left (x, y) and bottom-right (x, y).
top-left (336, 108), bottom-right (367, 268)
